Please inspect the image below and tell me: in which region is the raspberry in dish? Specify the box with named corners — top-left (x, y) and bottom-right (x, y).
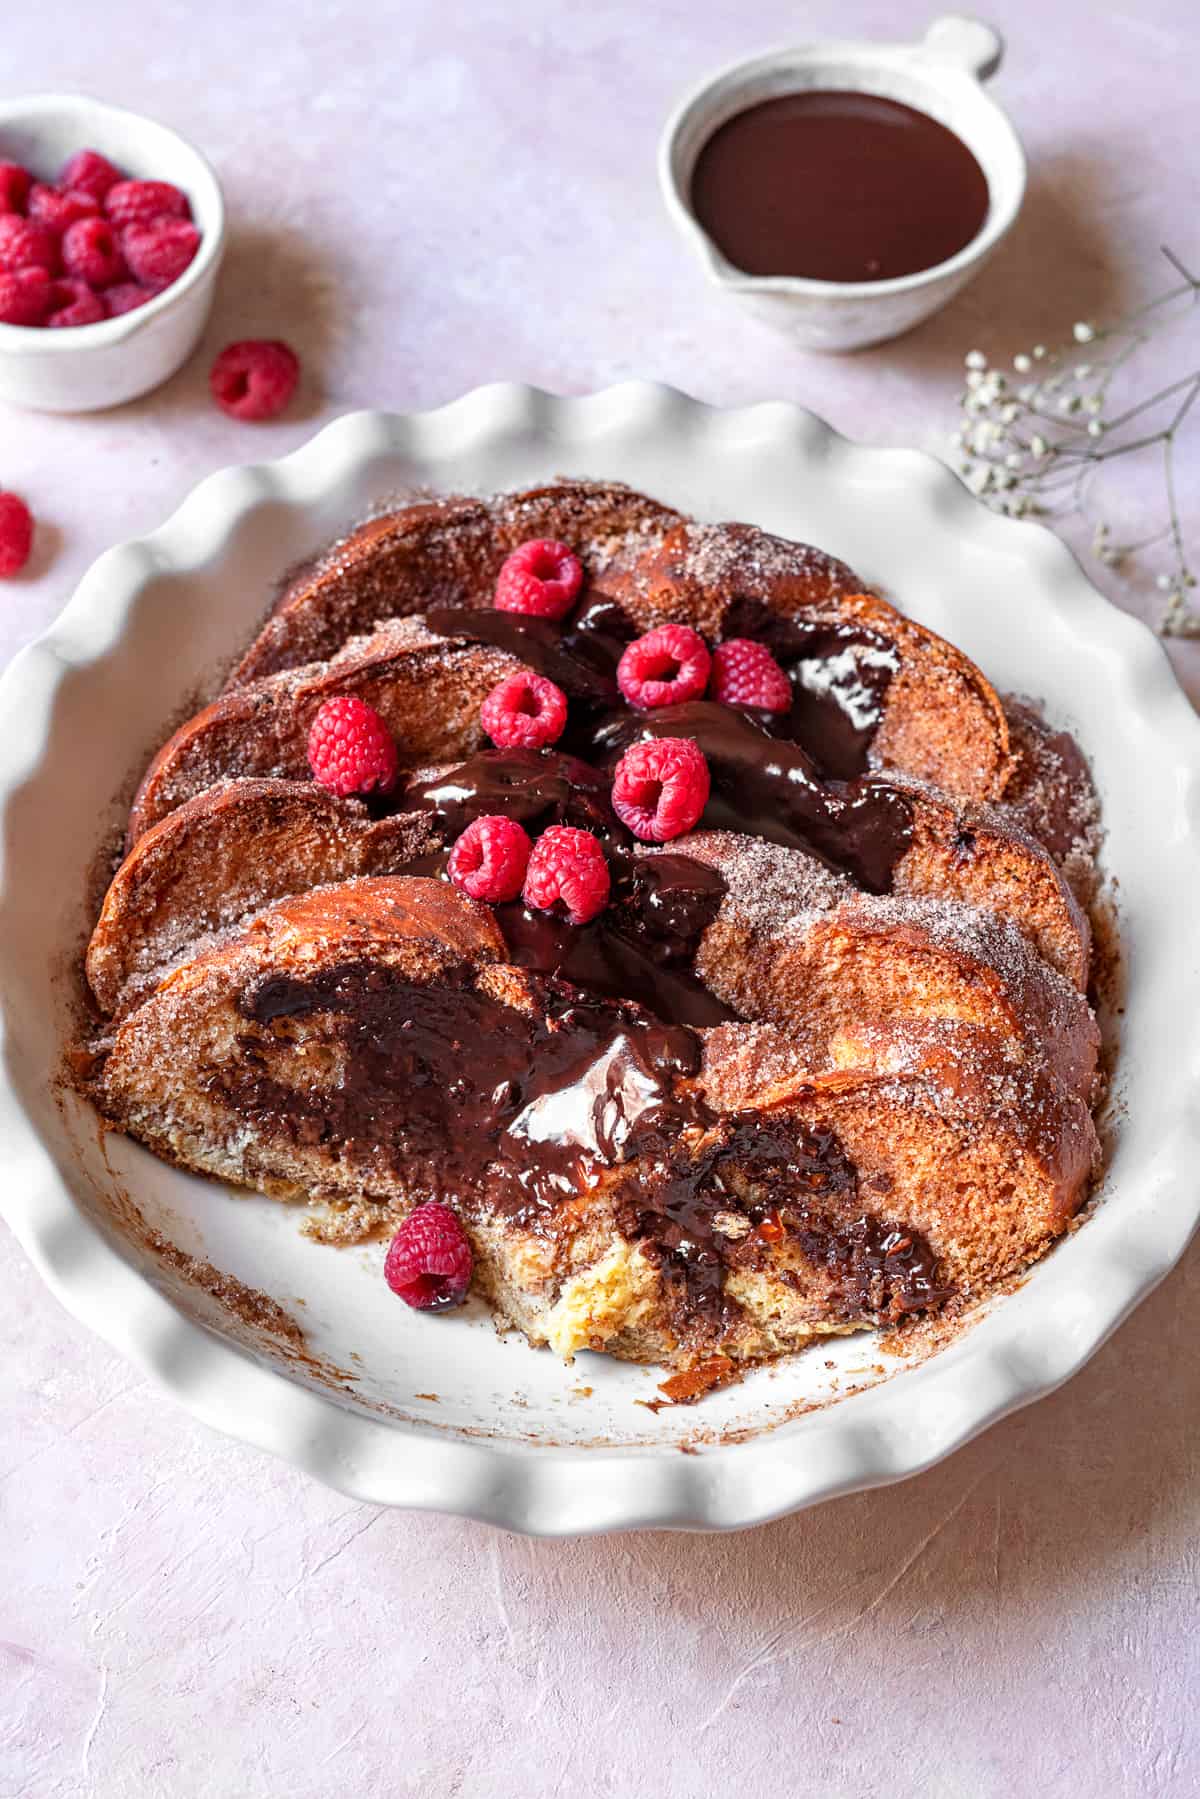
top-left (523, 824), bottom-right (611, 923)
top-left (103, 281), bottom-right (159, 318)
top-left (611, 736), bottom-right (711, 842)
top-left (480, 670), bottom-right (568, 750)
top-left (61, 217), bottom-right (126, 289)
top-left (0, 161), bottom-right (32, 214)
top-left (385, 1204), bottom-right (473, 1311)
top-left (27, 184), bottom-right (100, 234)
top-left (0, 267), bottom-right (53, 327)
top-left (122, 218), bottom-right (200, 287)
top-left (448, 814), bottom-right (532, 903)
top-left (59, 149), bottom-right (122, 201)
top-left (80, 480), bottom-right (1106, 1392)
top-left (47, 278), bottom-right (106, 328)
top-left (0, 215), bottom-right (58, 275)
top-left (0, 146), bottom-right (202, 331)
top-left (306, 695), bottom-right (398, 798)
top-left (104, 179), bottom-right (190, 232)
top-left (494, 539), bottom-right (583, 619)
top-left (710, 638), bottom-right (792, 712)
top-left (617, 622), bottom-right (711, 710)
top-left (209, 339), bottom-right (300, 421)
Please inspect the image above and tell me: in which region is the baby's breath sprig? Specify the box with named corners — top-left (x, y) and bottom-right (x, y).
top-left (950, 247), bottom-right (1199, 635)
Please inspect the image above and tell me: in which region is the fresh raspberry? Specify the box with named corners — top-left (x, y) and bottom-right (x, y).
top-left (0, 266), bottom-right (53, 326)
top-left (0, 214), bottom-right (58, 275)
top-left (59, 149), bottom-right (122, 202)
top-left (209, 339), bottom-right (299, 421)
top-left (0, 162), bottom-right (32, 214)
top-left (46, 278), bottom-right (106, 328)
top-left (523, 825), bottom-right (610, 924)
top-left (611, 737), bottom-right (711, 843)
top-left (104, 179), bottom-right (190, 232)
top-left (617, 623), bottom-right (711, 710)
top-left (306, 695), bottom-right (398, 798)
top-left (447, 814), bottom-right (532, 903)
top-left (0, 492), bottom-right (34, 578)
top-left (494, 539), bottom-right (584, 620)
top-left (122, 218), bottom-right (200, 288)
top-left (479, 670), bottom-right (568, 751)
top-left (104, 280), bottom-right (160, 317)
top-left (711, 638), bottom-right (793, 712)
top-left (385, 1203), bottom-right (473, 1311)
top-left (27, 184), bottom-right (99, 235)
top-left (62, 217), bottom-right (126, 288)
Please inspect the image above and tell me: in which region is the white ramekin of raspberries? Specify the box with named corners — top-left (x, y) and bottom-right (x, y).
top-left (0, 94), bottom-right (225, 412)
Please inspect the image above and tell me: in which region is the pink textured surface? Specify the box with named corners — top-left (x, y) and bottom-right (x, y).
top-left (2, 2), bottom-right (1198, 1794)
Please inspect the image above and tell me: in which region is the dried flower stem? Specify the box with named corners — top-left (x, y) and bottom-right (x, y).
top-left (952, 247), bottom-right (1199, 635)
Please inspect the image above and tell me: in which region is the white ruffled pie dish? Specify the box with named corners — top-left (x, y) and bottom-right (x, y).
top-left (2, 384), bottom-right (1198, 1536)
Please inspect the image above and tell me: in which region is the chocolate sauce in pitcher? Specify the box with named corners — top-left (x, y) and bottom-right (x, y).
top-left (690, 90), bottom-right (990, 283)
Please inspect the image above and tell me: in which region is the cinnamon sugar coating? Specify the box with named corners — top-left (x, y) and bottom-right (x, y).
top-left (80, 481), bottom-right (1107, 1379)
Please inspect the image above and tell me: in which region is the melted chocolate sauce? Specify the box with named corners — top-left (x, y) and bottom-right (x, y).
top-left (587, 702), bottom-right (912, 891)
top-left (348, 587), bottom-right (945, 1328)
top-left (425, 599), bottom-right (630, 703)
top-left (236, 962), bottom-right (705, 1218)
top-left (401, 748), bottom-right (733, 1028)
top-left (690, 91), bottom-right (990, 283)
top-left (404, 745), bottom-right (617, 845)
top-left (723, 598), bottom-right (899, 780)
top-left (234, 963), bottom-right (945, 1326)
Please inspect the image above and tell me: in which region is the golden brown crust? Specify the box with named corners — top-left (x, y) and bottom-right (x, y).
top-left (88, 780), bottom-right (439, 1015)
top-left (595, 520), bottom-right (1012, 800)
top-left (126, 619), bottom-right (518, 847)
top-left (699, 1018), bottom-right (1095, 1291)
top-left (891, 781), bottom-right (1090, 990)
top-left (673, 831), bottom-right (1097, 1103)
top-left (229, 480), bottom-right (683, 687)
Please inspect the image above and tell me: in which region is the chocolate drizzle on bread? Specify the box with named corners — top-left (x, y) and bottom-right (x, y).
top-left (81, 480), bottom-right (1105, 1379)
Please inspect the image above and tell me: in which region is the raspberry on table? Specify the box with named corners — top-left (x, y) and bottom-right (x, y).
top-left (448, 814), bottom-right (532, 904)
top-left (0, 214), bottom-right (58, 275)
top-left (384, 1203), bottom-right (473, 1312)
top-left (494, 539), bottom-right (584, 620)
top-left (59, 149), bottom-right (122, 202)
top-left (616, 623), bottom-right (711, 710)
top-left (104, 179), bottom-right (190, 233)
top-left (611, 736), bottom-right (711, 842)
top-left (47, 278), bottom-right (106, 328)
top-left (209, 339), bottom-right (300, 421)
top-left (522, 825), bottom-right (610, 924)
top-left (0, 266), bottom-right (53, 326)
top-left (28, 184), bottom-right (100, 235)
top-left (122, 218), bottom-right (200, 288)
top-left (62, 216), bottom-right (126, 288)
top-left (104, 281), bottom-right (159, 317)
top-left (0, 162), bottom-right (32, 215)
top-left (306, 695), bottom-right (398, 798)
top-left (480, 670), bottom-right (568, 751)
top-left (0, 492), bottom-right (34, 578)
top-left (711, 638), bottom-right (793, 712)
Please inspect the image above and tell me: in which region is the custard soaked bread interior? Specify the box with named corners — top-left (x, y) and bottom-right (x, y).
top-left (81, 480), bottom-right (1105, 1379)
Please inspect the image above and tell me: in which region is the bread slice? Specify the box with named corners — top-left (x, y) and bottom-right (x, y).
top-left (228, 480), bottom-right (683, 687)
top-left (126, 618), bottom-right (520, 846)
top-left (95, 877), bottom-right (1096, 1368)
top-left (93, 729), bottom-right (1090, 1020)
top-left (596, 519), bottom-right (1012, 800)
top-left (87, 780), bottom-right (439, 1015)
top-left (673, 833), bottom-right (1097, 1101)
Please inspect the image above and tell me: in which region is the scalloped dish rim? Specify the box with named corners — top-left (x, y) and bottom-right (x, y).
top-left (2, 383), bottom-right (1199, 1535)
